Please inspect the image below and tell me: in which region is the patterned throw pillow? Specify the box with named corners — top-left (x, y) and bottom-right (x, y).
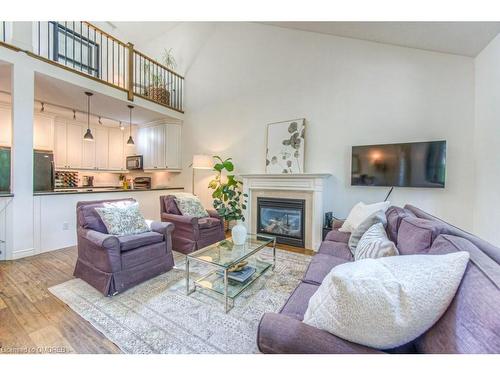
top-left (173, 193), bottom-right (209, 218)
top-left (95, 202), bottom-right (150, 236)
top-left (354, 223), bottom-right (399, 260)
top-left (348, 210), bottom-right (387, 254)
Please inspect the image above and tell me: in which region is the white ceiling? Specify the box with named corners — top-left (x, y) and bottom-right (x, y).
top-left (0, 63), bottom-right (167, 125)
top-left (262, 22), bottom-right (500, 57)
top-left (103, 22), bottom-right (180, 47)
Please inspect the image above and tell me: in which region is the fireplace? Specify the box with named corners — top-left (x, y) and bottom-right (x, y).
top-left (257, 197), bottom-right (305, 247)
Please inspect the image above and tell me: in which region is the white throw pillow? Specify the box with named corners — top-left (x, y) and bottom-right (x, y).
top-left (95, 202), bottom-right (150, 236)
top-left (172, 193), bottom-right (209, 218)
top-left (339, 201), bottom-right (390, 233)
top-left (354, 223), bottom-right (398, 260)
top-left (303, 252), bottom-right (470, 350)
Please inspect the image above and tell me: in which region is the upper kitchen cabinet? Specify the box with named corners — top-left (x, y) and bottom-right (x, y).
top-left (0, 105), bottom-right (12, 147)
top-left (108, 127), bottom-right (125, 171)
top-left (54, 120), bottom-right (67, 168)
top-left (54, 119), bottom-right (83, 169)
top-left (137, 123), bottom-right (182, 171)
top-left (33, 114), bottom-right (54, 151)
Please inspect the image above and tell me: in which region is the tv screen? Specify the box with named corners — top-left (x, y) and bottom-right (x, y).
top-left (351, 141), bottom-right (446, 188)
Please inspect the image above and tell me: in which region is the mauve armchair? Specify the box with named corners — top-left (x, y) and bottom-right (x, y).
top-left (74, 198), bottom-right (175, 296)
top-left (160, 195), bottom-right (225, 254)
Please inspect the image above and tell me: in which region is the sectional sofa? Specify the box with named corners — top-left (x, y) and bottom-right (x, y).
top-left (257, 204), bottom-right (500, 354)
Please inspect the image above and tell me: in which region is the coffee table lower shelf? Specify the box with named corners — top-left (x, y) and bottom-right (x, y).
top-left (193, 261), bottom-right (273, 301)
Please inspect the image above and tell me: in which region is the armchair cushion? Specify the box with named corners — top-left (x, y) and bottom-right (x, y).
top-left (172, 193), bottom-right (209, 218)
top-left (80, 204), bottom-right (109, 233)
top-left (118, 231), bottom-right (164, 252)
top-left (95, 202), bottom-right (150, 236)
top-left (163, 195), bottom-right (182, 215)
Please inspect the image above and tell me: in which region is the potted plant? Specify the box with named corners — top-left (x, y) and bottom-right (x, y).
top-left (208, 156), bottom-right (248, 244)
top-left (143, 48), bottom-right (177, 106)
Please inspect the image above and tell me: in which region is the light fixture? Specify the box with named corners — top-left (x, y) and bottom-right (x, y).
top-left (41, 102), bottom-right (45, 112)
top-left (83, 92), bottom-right (94, 141)
top-left (126, 105), bottom-right (134, 145)
top-left (119, 121), bottom-right (124, 131)
top-left (98, 116), bottom-right (102, 125)
top-left (73, 109), bottom-right (76, 120)
top-left (191, 154), bottom-right (213, 195)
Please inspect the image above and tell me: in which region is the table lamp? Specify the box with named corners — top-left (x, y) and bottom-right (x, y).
top-left (191, 154), bottom-right (213, 195)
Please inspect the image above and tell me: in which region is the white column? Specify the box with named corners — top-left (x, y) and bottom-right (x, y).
top-left (10, 60), bottom-right (35, 259)
top-left (10, 22), bottom-right (33, 51)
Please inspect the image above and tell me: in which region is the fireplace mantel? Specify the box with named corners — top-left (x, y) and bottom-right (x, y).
top-left (241, 173), bottom-right (331, 250)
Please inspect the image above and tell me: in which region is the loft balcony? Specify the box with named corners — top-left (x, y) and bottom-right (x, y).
top-left (0, 21), bottom-right (184, 113)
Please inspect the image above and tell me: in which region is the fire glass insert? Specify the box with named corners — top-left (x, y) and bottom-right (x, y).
top-left (257, 197), bottom-right (305, 247)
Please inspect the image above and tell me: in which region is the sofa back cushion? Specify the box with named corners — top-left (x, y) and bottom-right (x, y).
top-left (162, 195), bottom-right (182, 215)
top-left (77, 198), bottom-right (136, 233)
top-left (385, 206), bottom-right (415, 245)
top-left (416, 234), bottom-right (500, 353)
top-left (397, 216), bottom-right (449, 255)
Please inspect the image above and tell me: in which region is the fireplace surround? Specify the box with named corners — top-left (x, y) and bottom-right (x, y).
top-left (257, 197), bottom-right (305, 247)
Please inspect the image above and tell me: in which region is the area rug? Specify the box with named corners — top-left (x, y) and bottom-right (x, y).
top-left (49, 248), bottom-right (311, 354)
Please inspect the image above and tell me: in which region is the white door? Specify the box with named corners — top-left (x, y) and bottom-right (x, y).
top-left (95, 127), bottom-right (109, 170)
top-left (33, 114), bottom-right (54, 151)
top-left (0, 106), bottom-right (12, 147)
top-left (108, 128), bottom-right (124, 170)
top-left (165, 124), bottom-right (182, 170)
top-left (82, 126), bottom-right (96, 169)
top-left (54, 120), bottom-right (67, 168)
top-left (66, 122), bottom-right (83, 169)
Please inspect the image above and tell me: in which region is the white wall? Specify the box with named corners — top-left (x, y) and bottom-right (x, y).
top-left (474, 34), bottom-right (500, 246)
top-left (144, 23), bottom-right (475, 229)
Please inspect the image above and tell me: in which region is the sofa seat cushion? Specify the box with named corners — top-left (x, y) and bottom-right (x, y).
top-left (280, 282), bottom-right (319, 321)
top-left (415, 235), bottom-right (500, 353)
top-left (324, 229), bottom-right (350, 244)
top-left (198, 217), bottom-right (221, 229)
top-left (318, 241), bottom-right (353, 261)
top-left (303, 254), bottom-right (349, 285)
top-left (118, 231), bottom-right (164, 252)
top-left (397, 216), bottom-right (449, 255)
top-left (385, 206), bottom-right (415, 245)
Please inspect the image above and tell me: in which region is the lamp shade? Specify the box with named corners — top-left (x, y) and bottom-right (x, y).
top-left (192, 154), bottom-right (213, 169)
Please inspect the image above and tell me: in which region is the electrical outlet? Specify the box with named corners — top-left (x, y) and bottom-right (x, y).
top-left (62, 222), bottom-right (69, 230)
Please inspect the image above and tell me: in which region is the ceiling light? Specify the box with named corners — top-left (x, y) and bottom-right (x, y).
top-left (127, 105), bottom-right (134, 145)
top-left (83, 92), bottom-right (94, 141)
top-left (119, 121), bottom-right (124, 131)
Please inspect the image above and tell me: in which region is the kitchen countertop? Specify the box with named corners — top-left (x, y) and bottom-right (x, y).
top-left (33, 187), bottom-right (184, 196)
top-left (0, 192), bottom-right (13, 197)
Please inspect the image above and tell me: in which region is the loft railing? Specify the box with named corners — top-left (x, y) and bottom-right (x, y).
top-left (0, 21), bottom-right (184, 113)
top-left (133, 49), bottom-right (184, 113)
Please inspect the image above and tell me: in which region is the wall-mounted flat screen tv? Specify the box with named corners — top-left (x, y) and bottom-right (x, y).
top-left (351, 140), bottom-right (446, 188)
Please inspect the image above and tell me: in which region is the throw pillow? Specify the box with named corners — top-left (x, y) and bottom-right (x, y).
top-left (348, 210), bottom-right (387, 253)
top-left (354, 223), bottom-right (399, 260)
top-left (173, 193), bottom-right (209, 218)
top-left (303, 251), bottom-right (470, 350)
top-left (95, 202), bottom-right (150, 236)
top-left (339, 201), bottom-right (391, 233)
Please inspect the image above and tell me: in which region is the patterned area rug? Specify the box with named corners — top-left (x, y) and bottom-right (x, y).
top-left (49, 248), bottom-right (311, 354)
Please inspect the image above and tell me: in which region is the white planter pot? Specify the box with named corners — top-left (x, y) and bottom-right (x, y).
top-left (231, 220), bottom-right (247, 245)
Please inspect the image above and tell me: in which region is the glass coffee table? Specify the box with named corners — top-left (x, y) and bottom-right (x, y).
top-left (185, 234), bottom-right (276, 313)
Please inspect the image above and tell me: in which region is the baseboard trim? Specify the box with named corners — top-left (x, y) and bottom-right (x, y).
top-left (12, 247), bottom-right (36, 260)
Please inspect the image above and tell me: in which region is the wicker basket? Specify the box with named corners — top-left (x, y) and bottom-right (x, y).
top-left (146, 86), bottom-right (170, 106)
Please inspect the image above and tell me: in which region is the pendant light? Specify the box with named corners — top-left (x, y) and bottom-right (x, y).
top-left (83, 92), bottom-right (94, 141)
top-left (127, 104), bottom-right (135, 145)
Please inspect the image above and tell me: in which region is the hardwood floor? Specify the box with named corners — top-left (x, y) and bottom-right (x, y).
top-left (0, 243), bottom-right (312, 354)
top-left (0, 247), bottom-right (121, 354)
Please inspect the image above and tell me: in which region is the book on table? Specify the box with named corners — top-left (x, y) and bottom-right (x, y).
top-left (217, 266), bottom-right (256, 283)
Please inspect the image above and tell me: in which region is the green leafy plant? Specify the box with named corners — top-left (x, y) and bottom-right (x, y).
top-left (208, 156), bottom-right (248, 222)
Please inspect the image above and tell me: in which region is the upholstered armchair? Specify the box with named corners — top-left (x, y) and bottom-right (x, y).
top-left (74, 198), bottom-right (175, 296)
top-left (160, 195), bottom-right (225, 254)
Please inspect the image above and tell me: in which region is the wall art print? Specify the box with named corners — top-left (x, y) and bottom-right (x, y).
top-left (266, 119), bottom-right (305, 174)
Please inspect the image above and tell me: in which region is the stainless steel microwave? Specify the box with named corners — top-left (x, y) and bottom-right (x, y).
top-left (126, 155), bottom-right (143, 170)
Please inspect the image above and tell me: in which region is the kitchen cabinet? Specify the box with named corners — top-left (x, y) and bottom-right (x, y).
top-left (165, 124), bottom-right (181, 170)
top-left (0, 105), bottom-right (12, 147)
top-left (108, 128), bottom-right (124, 170)
top-left (66, 122), bottom-right (83, 169)
top-left (82, 126), bottom-right (96, 169)
top-left (33, 114), bottom-right (54, 151)
top-left (137, 123), bottom-right (182, 171)
top-left (54, 120), bottom-right (67, 168)
top-left (95, 127), bottom-right (109, 170)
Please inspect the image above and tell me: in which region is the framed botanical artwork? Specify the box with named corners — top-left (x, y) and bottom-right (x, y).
top-left (266, 119), bottom-right (305, 174)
